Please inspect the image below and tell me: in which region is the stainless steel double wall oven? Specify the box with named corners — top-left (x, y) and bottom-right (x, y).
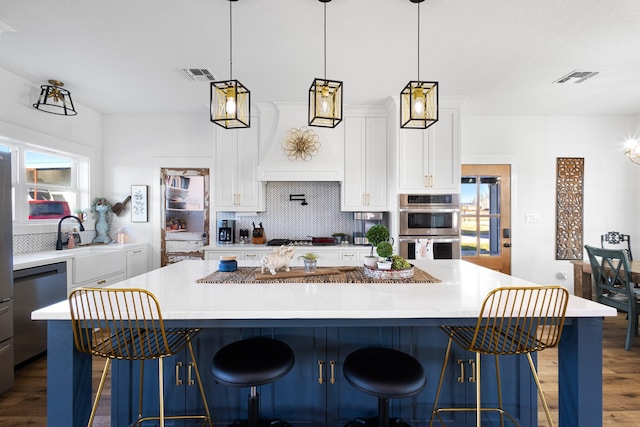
top-left (399, 194), bottom-right (461, 260)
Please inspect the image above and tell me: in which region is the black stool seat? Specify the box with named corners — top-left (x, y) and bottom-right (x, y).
top-left (344, 347), bottom-right (426, 398)
top-left (343, 347), bottom-right (426, 427)
top-left (211, 337), bottom-right (295, 427)
top-left (212, 337), bottom-right (295, 386)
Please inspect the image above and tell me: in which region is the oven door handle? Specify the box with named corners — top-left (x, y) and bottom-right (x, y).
top-left (399, 208), bottom-right (460, 213)
top-left (399, 236), bottom-right (461, 243)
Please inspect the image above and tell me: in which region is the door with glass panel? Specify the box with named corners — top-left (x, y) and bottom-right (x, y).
top-left (461, 165), bottom-right (511, 274)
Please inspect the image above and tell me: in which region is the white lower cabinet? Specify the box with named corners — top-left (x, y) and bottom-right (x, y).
top-left (204, 247), bottom-right (372, 263)
top-left (69, 244), bottom-right (150, 293)
top-left (126, 246), bottom-right (149, 279)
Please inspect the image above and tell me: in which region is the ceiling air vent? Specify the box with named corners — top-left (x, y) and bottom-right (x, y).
top-left (554, 70), bottom-right (599, 84)
top-left (181, 68), bottom-right (217, 82)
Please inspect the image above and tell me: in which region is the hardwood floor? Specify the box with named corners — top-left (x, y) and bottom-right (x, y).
top-left (1, 312), bottom-right (638, 426)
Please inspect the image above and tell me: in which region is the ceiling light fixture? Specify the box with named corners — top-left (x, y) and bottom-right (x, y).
top-left (32, 80), bottom-right (77, 116)
top-left (625, 139), bottom-right (640, 165)
top-left (400, 0), bottom-right (438, 129)
top-left (210, 0), bottom-right (250, 129)
top-left (308, 0), bottom-right (342, 128)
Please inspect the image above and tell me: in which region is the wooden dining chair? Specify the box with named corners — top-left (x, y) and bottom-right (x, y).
top-left (68, 287), bottom-right (213, 427)
top-left (601, 231), bottom-right (633, 261)
top-left (585, 245), bottom-right (639, 351)
top-left (430, 286), bottom-right (569, 427)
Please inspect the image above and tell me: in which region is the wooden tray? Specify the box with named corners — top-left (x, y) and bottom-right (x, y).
top-left (255, 267), bottom-right (356, 281)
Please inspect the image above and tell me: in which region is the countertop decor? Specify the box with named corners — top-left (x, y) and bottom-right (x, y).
top-left (195, 266), bottom-right (438, 284)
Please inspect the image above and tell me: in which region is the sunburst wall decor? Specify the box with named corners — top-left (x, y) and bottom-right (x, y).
top-left (282, 127), bottom-right (321, 161)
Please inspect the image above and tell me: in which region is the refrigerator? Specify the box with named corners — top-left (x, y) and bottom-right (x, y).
top-left (0, 151), bottom-right (14, 394)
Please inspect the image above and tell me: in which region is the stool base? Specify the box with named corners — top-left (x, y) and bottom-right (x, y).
top-left (227, 418), bottom-right (293, 427)
top-left (344, 417), bottom-right (412, 427)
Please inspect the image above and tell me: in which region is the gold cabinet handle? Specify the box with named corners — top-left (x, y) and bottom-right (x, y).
top-left (457, 359), bottom-right (465, 383)
top-left (329, 360), bottom-right (336, 384)
top-left (187, 362), bottom-right (195, 385)
top-left (318, 360), bottom-right (325, 384)
top-left (245, 254), bottom-right (257, 259)
top-left (468, 359), bottom-right (476, 383)
top-left (175, 361), bottom-right (183, 386)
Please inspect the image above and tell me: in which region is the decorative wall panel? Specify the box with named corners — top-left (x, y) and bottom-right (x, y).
top-left (555, 157), bottom-right (584, 260)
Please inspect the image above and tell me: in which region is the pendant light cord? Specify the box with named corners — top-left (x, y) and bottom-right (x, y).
top-left (417, 2), bottom-right (420, 81)
top-left (323, 2), bottom-right (327, 80)
top-left (229, 0), bottom-right (233, 79)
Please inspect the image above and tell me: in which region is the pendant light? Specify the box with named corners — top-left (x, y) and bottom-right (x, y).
top-left (210, 0), bottom-right (250, 129)
top-left (32, 80), bottom-right (77, 116)
top-left (400, 0), bottom-right (438, 129)
top-left (625, 139), bottom-right (640, 165)
top-left (308, 0), bottom-right (342, 128)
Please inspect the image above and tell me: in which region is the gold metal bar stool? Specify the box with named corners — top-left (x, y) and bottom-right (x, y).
top-left (68, 287), bottom-right (213, 427)
top-left (430, 286), bottom-right (569, 427)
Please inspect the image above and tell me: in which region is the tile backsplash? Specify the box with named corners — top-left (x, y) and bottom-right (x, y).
top-left (217, 182), bottom-right (356, 241)
top-left (13, 230), bottom-right (96, 254)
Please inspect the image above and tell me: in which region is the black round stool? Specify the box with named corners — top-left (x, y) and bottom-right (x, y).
top-left (343, 347), bottom-right (427, 427)
top-left (211, 337), bottom-right (295, 427)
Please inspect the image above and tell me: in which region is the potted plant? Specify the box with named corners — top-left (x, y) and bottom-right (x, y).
top-left (332, 232), bottom-right (348, 245)
top-left (376, 241), bottom-right (393, 269)
top-left (74, 208), bottom-right (85, 222)
top-left (364, 224), bottom-right (390, 268)
top-left (298, 252), bottom-right (319, 273)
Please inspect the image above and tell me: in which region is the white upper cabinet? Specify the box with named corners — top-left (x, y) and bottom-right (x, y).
top-left (342, 117), bottom-right (388, 211)
top-left (215, 116), bottom-right (266, 211)
top-left (398, 107), bottom-right (460, 192)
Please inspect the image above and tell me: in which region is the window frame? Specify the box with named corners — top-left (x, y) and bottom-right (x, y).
top-left (1, 140), bottom-right (90, 232)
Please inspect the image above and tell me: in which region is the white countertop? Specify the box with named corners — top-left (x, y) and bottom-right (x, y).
top-left (13, 242), bottom-right (147, 270)
top-left (32, 259), bottom-right (616, 321)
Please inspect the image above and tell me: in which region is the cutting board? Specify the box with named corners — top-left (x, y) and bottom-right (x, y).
top-left (254, 267), bottom-right (356, 281)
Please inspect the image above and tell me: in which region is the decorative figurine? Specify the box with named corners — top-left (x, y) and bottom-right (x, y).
top-left (260, 245), bottom-right (295, 275)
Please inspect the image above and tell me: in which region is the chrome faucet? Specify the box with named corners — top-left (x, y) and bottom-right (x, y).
top-left (56, 215), bottom-right (85, 250)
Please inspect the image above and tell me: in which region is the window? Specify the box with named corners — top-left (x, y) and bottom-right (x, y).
top-left (1, 141), bottom-right (89, 223)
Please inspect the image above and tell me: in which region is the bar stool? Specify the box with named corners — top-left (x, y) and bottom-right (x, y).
top-left (211, 336), bottom-right (295, 427)
top-left (343, 346), bottom-right (427, 427)
top-left (430, 286), bottom-right (569, 427)
top-left (68, 287), bottom-right (212, 427)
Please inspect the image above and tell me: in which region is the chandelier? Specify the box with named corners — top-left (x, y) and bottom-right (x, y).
top-left (625, 139), bottom-right (640, 165)
top-left (308, 0), bottom-right (342, 128)
top-left (400, 0), bottom-right (438, 129)
top-left (32, 80), bottom-right (77, 116)
top-left (210, 0), bottom-right (250, 129)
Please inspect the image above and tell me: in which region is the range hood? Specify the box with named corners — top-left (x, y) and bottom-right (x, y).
top-left (256, 102), bottom-right (344, 181)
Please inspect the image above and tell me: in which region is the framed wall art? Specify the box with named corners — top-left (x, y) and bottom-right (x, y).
top-left (131, 185), bottom-right (148, 223)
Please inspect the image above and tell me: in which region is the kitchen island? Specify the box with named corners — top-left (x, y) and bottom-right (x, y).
top-left (32, 259), bottom-right (615, 427)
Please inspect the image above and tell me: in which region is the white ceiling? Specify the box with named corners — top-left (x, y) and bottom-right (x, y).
top-left (1, 0), bottom-right (640, 117)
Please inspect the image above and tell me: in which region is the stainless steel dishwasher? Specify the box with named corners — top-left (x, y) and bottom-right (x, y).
top-left (13, 261), bottom-right (67, 366)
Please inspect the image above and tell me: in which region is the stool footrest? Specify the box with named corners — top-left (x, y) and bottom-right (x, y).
top-left (227, 418), bottom-right (293, 427)
top-left (344, 417), bottom-right (412, 427)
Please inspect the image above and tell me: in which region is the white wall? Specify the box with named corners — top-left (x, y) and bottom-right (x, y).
top-left (101, 114), bottom-right (214, 268)
top-left (0, 66), bottom-right (102, 235)
top-left (462, 115), bottom-right (640, 290)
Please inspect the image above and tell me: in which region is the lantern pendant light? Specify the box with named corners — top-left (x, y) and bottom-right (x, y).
top-left (400, 0), bottom-right (438, 129)
top-left (32, 80), bottom-right (77, 116)
top-left (308, 0), bottom-right (343, 128)
top-left (211, 0), bottom-right (250, 129)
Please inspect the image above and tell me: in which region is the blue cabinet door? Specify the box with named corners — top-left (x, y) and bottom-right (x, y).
top-left (399, 325), bottom-right (535, 427)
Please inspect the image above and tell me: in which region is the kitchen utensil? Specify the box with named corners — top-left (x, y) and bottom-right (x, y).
top-left (112, 196), bottom-right (131, 216)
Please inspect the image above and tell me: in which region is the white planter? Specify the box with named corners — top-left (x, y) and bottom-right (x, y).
top-left (363, 256), bottom-right (379, 268)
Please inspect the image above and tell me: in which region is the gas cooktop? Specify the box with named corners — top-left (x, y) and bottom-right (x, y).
top-left (266, 239), bottom-right (313, 246)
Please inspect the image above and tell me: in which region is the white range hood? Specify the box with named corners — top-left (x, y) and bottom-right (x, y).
top-left (255, 102), bottom-right (344, 181)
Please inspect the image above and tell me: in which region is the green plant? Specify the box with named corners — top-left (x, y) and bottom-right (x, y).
top-left (376, 241), bottom-right (393, 259)
top-left (298, 252), bottom-right (319, 261)
top-left (366, 224), bottom-right (390, 256)
top-left (390, 255), bottom-right (411, 270)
